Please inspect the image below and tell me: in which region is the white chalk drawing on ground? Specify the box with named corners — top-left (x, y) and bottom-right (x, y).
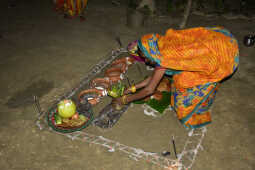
top-left (35, 49), bottom-right (207, 170)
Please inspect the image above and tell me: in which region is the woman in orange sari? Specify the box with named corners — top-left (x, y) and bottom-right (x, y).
top-left (54, 0), bottom-right (88, 18)
top-left (114, 27), bottom-right (239, 129)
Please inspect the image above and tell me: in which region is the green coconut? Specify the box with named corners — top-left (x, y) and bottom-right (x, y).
top-left (57, 99), bottom-right (76, 118)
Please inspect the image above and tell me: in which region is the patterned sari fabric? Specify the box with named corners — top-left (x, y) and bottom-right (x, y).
top-left (170, 81), bottom-right (219, 129)
top-left (137, 27), bottom-right (239, 129)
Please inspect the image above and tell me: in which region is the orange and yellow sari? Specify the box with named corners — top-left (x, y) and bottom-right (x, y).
top-left (138, 27), bottom-right (239, 129)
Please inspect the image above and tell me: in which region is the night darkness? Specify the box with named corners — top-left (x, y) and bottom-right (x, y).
top-left (0, 0), bottom-right (254, 170)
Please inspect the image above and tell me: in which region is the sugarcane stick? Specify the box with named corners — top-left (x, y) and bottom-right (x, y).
top-left (34, 95), bottom-right (45, 123)
top-left (179, 0), bottom-right (192, 29)
top-left (172, 135), bottom-right (178, 159)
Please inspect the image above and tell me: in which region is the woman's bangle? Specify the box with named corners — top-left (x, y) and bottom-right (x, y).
top-left (121, 95), bottom-right (128, 105)
top-left (130, 85), bottom-right (136, 93)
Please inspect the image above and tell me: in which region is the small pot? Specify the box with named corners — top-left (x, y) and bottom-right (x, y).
top-left (243, 34), bottom-right (255, 47)
top-left (126, 8), bottom-right (146, 28)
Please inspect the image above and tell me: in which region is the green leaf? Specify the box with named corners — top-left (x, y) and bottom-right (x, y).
top-left (133, 91), bottom-right (171, 114)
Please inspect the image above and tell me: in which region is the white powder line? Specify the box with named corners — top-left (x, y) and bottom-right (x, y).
top-left (35, 49), bottom-right (207, 170)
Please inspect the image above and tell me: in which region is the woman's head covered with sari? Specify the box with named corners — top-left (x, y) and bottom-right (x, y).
top-left (127, 40), bottom-right (145, 62)
top-left (127, 33), bottom-right (163, 65)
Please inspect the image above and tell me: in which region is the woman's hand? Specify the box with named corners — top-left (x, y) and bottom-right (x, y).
top-left (126, 68), bottom-right (166, 102)
top-left (112, 97), bottom-right (123, 106)
top-left (124, 85), bottom-right (137, 95)
top-left (124, 88), bottom-right (131, 95)
top-left (112, 67), bottom-right (166, 106)
top-left (123, 77), bottom-right (152, 95)
top-left (111, 97), bottom-right (124, 110)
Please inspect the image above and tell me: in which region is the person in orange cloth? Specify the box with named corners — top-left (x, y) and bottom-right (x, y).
top-left (114, 27), bottom-right (239, 129)
top-left (54, 0), bottom-right (88, 18)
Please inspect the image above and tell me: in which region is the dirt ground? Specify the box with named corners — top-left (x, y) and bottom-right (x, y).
top-left (0, 0), bottom-right (255, 170)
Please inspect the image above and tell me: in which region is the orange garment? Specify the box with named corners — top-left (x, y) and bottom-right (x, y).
top-left (137, 27), bottom-right (239, 129)
top-left (139, 27), bottom-right (239, 89)
top-left (55, 0), bottom-right (88, 17)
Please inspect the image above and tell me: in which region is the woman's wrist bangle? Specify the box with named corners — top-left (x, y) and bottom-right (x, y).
top-left (130, 85), bottom-right (136, 93)
top-left (121, 95), bottom-right (128, 105)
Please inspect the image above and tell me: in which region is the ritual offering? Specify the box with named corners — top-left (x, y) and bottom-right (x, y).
top-left (45, 53), bottom-right (149, 130)
top-left (107, 82), bottom-right (125, 98)
top-left (78, 89), bottom-right (107, 106)
top-left (47, 99), bottom-right (93, 133)
top-left (57, 99), bottom-right (76, 118)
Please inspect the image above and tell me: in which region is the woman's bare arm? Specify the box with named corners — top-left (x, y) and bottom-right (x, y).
top-left (125, 68), bottom-right (166, 103)
top-left (124, 76), bottom-right (152, 94)
top-left (135, 76), bottom-right (152, 89)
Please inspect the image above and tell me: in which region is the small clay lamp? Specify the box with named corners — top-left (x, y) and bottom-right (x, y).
top-left (243, 34), bottom-right (255, 47)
